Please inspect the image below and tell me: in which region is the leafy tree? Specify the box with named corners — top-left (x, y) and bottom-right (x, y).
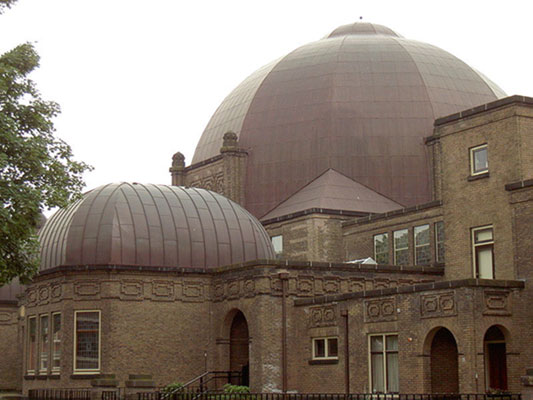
top-left (0, 0), bottom-right (18, 15)
top-left (1, 19), bottom-right (91, 284)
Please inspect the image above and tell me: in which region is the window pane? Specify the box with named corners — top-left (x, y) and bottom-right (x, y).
top-left (28, 318), bottom-right (36, 371)
top-left (271, 235), bottom-right (283, 257)
top-left (475, 228), bottom-right (493, 243)
top-left (52, 314), bottom-right (61, 371)
top-left (386, 352), bottom-right (399, 393)
top-left (76, 312), bottom-right (99, 370)
top-left (477, 246), bottom-right (494, 279)
top-left (394, 229), bottom-right (409, 265)
top-left (374, 233), bottom-right (389, 264)
top-left (40, 315), bottom-right (49, 371)
top-left (395, 249), bottom-right (409, 265)
top-left (386, 335), bottom-right (398, 351)
top-left (473, 147), bottom-right (488, 173)
top-left (371, 353), bottom-right (385, 392)
top-left (414, 225), bottom-right (429, 246)
top-left (314, 339), bottom-right (325, 358)
top-left (328, 338), bottom-right (338, 357)
top-left (371, 336), bottom-right (383, 352)
top-left (394, 229), bottom-right (408, 248)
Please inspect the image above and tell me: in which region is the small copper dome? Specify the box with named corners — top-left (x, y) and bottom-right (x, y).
top-left (193, 22), bottom-right (505, 218)
top-left (38, 183), bottom-right (275, 270)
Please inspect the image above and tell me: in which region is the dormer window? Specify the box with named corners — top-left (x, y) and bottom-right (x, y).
top-left (470, 144), bottom-right (488, 176)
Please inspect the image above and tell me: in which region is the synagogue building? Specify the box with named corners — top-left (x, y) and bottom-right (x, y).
top-left (1, 22), bottom-right (533, 396)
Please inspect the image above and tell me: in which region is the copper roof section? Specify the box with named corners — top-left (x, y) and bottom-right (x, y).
top-left (192, 22), bottom-right (505, 218)
top-left (261, 169), bottom-right (402, 221)
top-left (327, 22), bottom-right (400, 38)
top-left (38, 183), bottom-right (275, 271)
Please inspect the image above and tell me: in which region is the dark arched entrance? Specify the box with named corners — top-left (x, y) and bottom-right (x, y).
top-left (430, 328), bottom-right (459, 393)
top-left (484, 326), bottom-right (508, 391)
top-left (230, 311), bottom-right (249, 386)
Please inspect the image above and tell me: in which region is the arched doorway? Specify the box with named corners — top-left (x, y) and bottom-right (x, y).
top-left (484, 326), bottom-right (508, 391)
top-left (430, 328), bottom-right (459, 393)
top-left (229, 311), bottom-right (249, 386)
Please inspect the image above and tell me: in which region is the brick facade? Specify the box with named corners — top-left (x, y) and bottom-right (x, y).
top-left (2, 97), bottom-right (533, 395)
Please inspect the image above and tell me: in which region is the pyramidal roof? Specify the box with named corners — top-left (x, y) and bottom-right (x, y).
top-left (261, 169), bottom-right (403, 221)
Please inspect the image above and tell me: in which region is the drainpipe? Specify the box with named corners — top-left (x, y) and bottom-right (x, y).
top-left (341, 309), bottom-right (350, 394)
top-left (279, 270), bottom-right (290, 393)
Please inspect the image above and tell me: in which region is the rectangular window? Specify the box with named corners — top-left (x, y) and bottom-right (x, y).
top-left (435, 221), bottom-right (445, 263)
top-left (312, 337), bottom-right (338, 360)
top-left (27, 316), bottom-right (37, 374)
top-left (393, 229), bottom-right (409, 265)
top-left (414, 224), bottom-right (430, 265)
top-left (52, 313), bottom-right (61, 373)
top-left (271, 235), bottom-right (283, 258)
top-left (39, 315), bottom-right (49, 373)
top-left (470, 144), bottom-right (488, 176)
top-left (369, 334), bottom-right (399, 393)
top-left (74, 311), bottom-right (100, 373)
top-left (373, 233), bottom-right (389, 264)
top-left (472, 226), bottom-right (494, 279)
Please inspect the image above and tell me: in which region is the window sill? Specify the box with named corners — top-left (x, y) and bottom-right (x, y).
top-left (468, 172), bottom-right (489, 181)
top-left (308, 359), bottom-right (339, 365)
top-left (71, 373), bottom-right (101, 379)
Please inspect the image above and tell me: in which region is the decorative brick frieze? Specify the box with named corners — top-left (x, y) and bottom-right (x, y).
top-left (364, 297), bottom-right (396, 322)
top-left (0, 311), bottom-right (15, 325)
top-left (308, 305), bottom-right (338, 328)
top-left (73, 280), bottom-right (101, 300)
top-left (483, 290), bottom-right (511, 316)
top-left (120, 280), bottom-right (144, 301)
top-left (151, 280), bottom-right (175, 301)
top-left (420, 291), bottom-right (456, 318)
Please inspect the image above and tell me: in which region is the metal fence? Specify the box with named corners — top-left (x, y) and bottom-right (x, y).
top-left (28, 389), bottom-right (92, 400)
top-left (26, 390), bottom-right (522, 400)
top-left (138, 393), bottom-right (522, 400)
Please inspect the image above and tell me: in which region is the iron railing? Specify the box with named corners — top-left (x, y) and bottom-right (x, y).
top-left (138, 393), bottom-right (521, 400)
top-left (26, 390), bottom-right (522, 400)
top-left (28, 389), bottom-right (92, 400)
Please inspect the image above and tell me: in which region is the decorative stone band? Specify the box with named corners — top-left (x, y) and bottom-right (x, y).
top-left (294, 278), bottom-right (525, 306)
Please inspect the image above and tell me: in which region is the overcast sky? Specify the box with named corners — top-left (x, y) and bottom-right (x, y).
top-left (2, 0), bottom-right (533, 204)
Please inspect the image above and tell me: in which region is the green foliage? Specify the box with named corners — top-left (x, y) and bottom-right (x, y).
top-left (0, 42), bottom-right (91, 284)
top-left (222, 384), bottom-right (250, 394)
top-left (0, 0), bottom-right (18, 14)
top-left (161, 382), bottom-right (184, 394)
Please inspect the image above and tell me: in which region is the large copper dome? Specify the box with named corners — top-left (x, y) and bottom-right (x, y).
top-left (193, 22), bottom-right (505, 218)
top-left (38, 183), bottom-right (275, 270)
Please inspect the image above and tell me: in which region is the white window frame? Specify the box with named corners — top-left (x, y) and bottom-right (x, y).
top-left (51, 312), bottom-right (61, 374)
top-left (435, 221), bottom-right (445, 263)
top-left (27, 316), bottom-right (37, 375)
top-left (311, 337), bottom-right (339, 360)
top-left (368, 333), bottom-right (399, 394)
top-left (414, 224), bottom-right (430, 265)
top-left (73, 310), bottom-right (101, 374)
top-left (470, 144), bottom-right (488, 176)
top-left (472, 225), bottom-right (494, 279)
top-left (393, 229), bottom-right (409, 265)
top-left (373, 233), bottom-right (389, 264)
top-left (39, 314), bottom-right (49, 373)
